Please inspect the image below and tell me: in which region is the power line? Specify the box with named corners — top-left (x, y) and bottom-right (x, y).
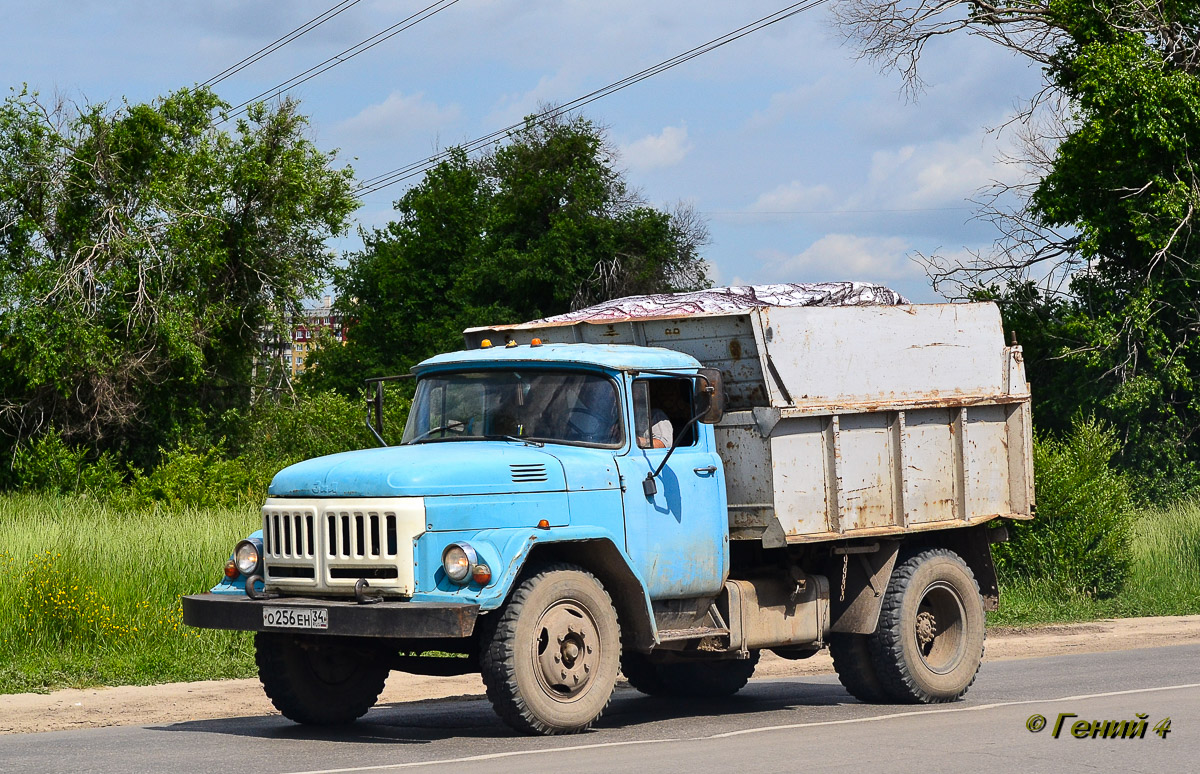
top-left (705, 207), bottom-right (975, 215)
top-left (353, 0), bottom-right (831, 198)
top-left (201, 0), bottom-right (365, 89)
top-left (217, 0), bottom-right (462, 124)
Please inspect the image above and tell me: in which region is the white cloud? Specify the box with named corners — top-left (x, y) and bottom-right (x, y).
top-left (761, 234), bottom-right (922, 282)
top-left (484, 71), bottom-right (578, 128)
top-left (744, 80), bottom-right (835, 131)
top-left (747, 179), bottom-right (835, 212)
top-left (858, 133), bottom-right (1022, 209)
top-left (619, 125), bottom-right (693, 172)
top-left (334, 92), bottom-right (461, 144)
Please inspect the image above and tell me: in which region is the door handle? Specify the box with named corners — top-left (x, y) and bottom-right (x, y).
top-left (693, 465), bottom-right (717, 475)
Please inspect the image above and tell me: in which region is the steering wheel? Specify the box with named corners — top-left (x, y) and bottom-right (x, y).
top-left (565, 407), bottom-right (608, 441)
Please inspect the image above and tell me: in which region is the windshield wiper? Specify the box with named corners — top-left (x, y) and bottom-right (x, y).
top-left (484, 434), bottom-right (544, 448)
top-left (407, 423), bottom-right (464, 444)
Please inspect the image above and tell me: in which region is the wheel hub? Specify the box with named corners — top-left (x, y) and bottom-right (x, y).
top-left (915, 611), bottom-right (937, 646)
top-left (914, 580), bottom-right (967, 675)
top-left (536, 603), bottom-right (599, 699)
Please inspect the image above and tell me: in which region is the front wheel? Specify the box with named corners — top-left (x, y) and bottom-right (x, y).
top-left (868, 548), bottom-right (985, 703)
top-left (479, 564), bottom-right (621, 735)
top-left (255, 633), bottom-right (389, 725)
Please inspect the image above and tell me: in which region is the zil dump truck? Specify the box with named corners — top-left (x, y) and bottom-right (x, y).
top-left (183, 283), bottom-right (1034, 735)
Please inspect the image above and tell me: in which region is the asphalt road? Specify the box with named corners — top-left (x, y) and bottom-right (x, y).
top-left (3, 645), bottom-right (1197, 774)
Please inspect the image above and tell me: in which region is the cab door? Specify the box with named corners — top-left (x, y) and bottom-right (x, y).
top-left (616, 376), bottom-right (728, 599)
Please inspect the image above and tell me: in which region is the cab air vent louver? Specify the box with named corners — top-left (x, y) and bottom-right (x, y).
top-left (510, 463), bottom-right (548, 483)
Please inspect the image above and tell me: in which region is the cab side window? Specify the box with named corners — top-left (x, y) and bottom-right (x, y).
top-left (633, 378), bottom-right (696, 449)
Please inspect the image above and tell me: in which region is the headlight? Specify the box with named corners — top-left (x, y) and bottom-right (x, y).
top-left (234, 539), bottom-right (261, 576)
top-left (442, 542), bottom-right (478, 584)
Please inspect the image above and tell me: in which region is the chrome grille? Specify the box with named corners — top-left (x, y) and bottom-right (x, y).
top-left (263, 508), bottom-right (316, 559)
top-left (326, 510), bottom-right (400, 559)
top-left (260, 498), bottom-right (424, 597)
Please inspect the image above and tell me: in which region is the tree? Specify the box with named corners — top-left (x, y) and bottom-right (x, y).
top-left (0, 87), bottom-right (357, 470)
top-left (834, 0), bottom-right (1200, 496)
top-left (303, 112), bottom-right (710, 394)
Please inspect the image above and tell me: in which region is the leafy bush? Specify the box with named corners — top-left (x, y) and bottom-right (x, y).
top-left (124, 444), bottom-right (256, 509)
top-left (242, 389), bottom-right (378, 465)
top-left (10, 430), bottom-right (124, 497)
top-left (994, 417), bottom-right (1135, 597)
top-left (3, 387), bottom-right (411, 510)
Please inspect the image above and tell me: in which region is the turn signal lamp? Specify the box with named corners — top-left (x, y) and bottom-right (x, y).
top-left (530, 338), bottom-right (543, 347)
top-left (480, 339), bottom-right (493, 348)
top-left (224, 560), bottom-right (239, 579)
top-left (472, 564), bottom-right (492, 585)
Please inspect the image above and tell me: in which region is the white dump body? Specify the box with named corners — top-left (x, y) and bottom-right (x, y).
top-left (467, 296), bottom-right (1034, 544)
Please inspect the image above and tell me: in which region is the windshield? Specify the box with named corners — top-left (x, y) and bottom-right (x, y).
top-left (402, 370), bottom-right (623, 447)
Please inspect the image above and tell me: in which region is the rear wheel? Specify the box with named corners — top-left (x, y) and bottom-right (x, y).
top-left (829, 632), bottom-right (889, 703)
top-left (621, 650), bottom-right (669, 696)
top-left (479, 564), bottom-right (621, 735)
top-left (255, 633), bottom-right (389, 725)
top-left (655, 651), bottom-right (760, 698)
top-left (868, 549), bottom-right (985, 703)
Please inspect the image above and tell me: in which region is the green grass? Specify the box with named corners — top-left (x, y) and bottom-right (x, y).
top-left (991, 495), bottom-right (1200, 625)
top-left (0, 493), bottom-right (259, 694)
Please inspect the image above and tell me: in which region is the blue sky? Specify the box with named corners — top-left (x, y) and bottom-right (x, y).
top-left (3, 1), bottom-right (1046, 301)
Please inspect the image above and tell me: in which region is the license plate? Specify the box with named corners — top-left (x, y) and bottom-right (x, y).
top-left (263, 606), bottom-right (328, 630)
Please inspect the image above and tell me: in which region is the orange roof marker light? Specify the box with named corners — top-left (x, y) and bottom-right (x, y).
top-left (537, 519), bottom-right (550, 529)
top-left (506, 340), bottom-right (518, 348)
top-left (480, 339), bottom-right (493, 349)
top-left (530, 338), bottom-right (543, 347)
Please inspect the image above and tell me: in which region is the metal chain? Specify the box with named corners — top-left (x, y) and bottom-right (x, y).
top-left (839, 553), bottom-right (848, 602)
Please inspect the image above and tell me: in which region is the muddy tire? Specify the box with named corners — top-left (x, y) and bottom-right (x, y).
top-left (255, 633), bottom-right (389, 725)
top-left (479, 563), bottom-right (621, 735)
top-left (621, 651), bottom-right (669, 696)
top-left (867, 549), bottom-right (985, 703)
top-left (829, 632), bottom-right (890, 703)
top-left (656, 651), bottom-right (760, 698)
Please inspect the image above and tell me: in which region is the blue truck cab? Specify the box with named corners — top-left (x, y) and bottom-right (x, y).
top-left (185, 341), bottom-right (733, 734)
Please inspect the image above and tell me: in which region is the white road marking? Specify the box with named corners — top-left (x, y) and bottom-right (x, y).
top-left (284, 738), bottom-right (675, 774)
top-left (284, 681), bottom-right (1200, 774)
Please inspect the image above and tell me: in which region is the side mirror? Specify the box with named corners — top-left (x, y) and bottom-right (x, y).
top-left (363, 373), bottom-right (414, 447)
top-left (695, 367), bottom-right (725, 424)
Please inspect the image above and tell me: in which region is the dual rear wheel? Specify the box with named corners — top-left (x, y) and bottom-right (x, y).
top-left (830, 548), bottom-right (986, 704)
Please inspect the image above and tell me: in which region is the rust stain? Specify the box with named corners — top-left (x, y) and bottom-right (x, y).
top-left (729, 338), bottom-right (743, 360)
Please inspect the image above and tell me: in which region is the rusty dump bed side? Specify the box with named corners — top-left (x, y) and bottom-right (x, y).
top-left (468, 301), bottom-right (1034, 544)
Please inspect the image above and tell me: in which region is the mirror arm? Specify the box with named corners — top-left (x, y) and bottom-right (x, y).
top-left (643, 410), bottom-right (706, 496)
top-left (365, 379), bottom-right (388, 448)
top-left (362, 373), bottom-right (412, 448)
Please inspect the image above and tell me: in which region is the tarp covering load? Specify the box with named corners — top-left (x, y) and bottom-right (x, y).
top-left (531, 282), bottom-right (908, 324)
top-left (461, 283), bottom-right (1016, 412)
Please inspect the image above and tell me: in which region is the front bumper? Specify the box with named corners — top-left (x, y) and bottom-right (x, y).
top-left (182, 593), bottom-right (479, 639)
